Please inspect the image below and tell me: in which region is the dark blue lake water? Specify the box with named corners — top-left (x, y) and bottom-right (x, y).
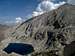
top-left (3, 43), bottom-right (34, 55)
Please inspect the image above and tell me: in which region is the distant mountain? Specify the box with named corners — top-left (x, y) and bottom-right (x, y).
top-left (0, 24), bottom-right (9, 42)
top-left (0, 24), bottom-right (9, 30)
top-left (0, 4), bottom-right (75, 56)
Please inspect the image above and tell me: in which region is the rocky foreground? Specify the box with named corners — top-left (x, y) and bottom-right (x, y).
top-left (0, 4), bottom-right (75, 56)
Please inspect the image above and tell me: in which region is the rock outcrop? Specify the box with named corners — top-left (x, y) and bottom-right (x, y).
top-left (0, 4), bottom-right (75, 56)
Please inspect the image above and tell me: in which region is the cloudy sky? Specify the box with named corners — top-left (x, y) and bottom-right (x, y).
top-left (0, 0), bottom-right (73, 24)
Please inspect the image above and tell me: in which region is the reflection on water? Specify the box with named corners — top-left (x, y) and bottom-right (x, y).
top-left (3, 43), bottom-right (34, 55)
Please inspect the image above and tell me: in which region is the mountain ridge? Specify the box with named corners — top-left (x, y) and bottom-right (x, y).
top-left (0, 4), bottom-right (75, 56)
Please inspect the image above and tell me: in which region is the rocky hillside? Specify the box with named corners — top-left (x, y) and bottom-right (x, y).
top-left (0, 4), bottom-right (75, 56)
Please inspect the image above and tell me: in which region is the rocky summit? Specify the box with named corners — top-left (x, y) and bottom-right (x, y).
top-left (0, 4), bottom-right (75, 56)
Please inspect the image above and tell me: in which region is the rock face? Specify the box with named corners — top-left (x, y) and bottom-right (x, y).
top-left (0, 4), bottom-right (75, 56)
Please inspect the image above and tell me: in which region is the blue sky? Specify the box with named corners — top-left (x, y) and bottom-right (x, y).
top-left (0, 0), bottom-right (65, 24)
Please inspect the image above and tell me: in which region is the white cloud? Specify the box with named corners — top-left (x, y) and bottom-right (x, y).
top-left (16, 17), bottom-right (23, 23)
top-left (67, 0), bottom-right (75, 5)
top-left (54, 1), bottom-right (66, 8)
top-left (5, 21), bottom-right (15, 24)
top-left (3, 17), bottom-right (23, 25)
top-left (32, 11), bottom-right (44, 16)
top-left (32, 0), bottom-right (66, 17)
